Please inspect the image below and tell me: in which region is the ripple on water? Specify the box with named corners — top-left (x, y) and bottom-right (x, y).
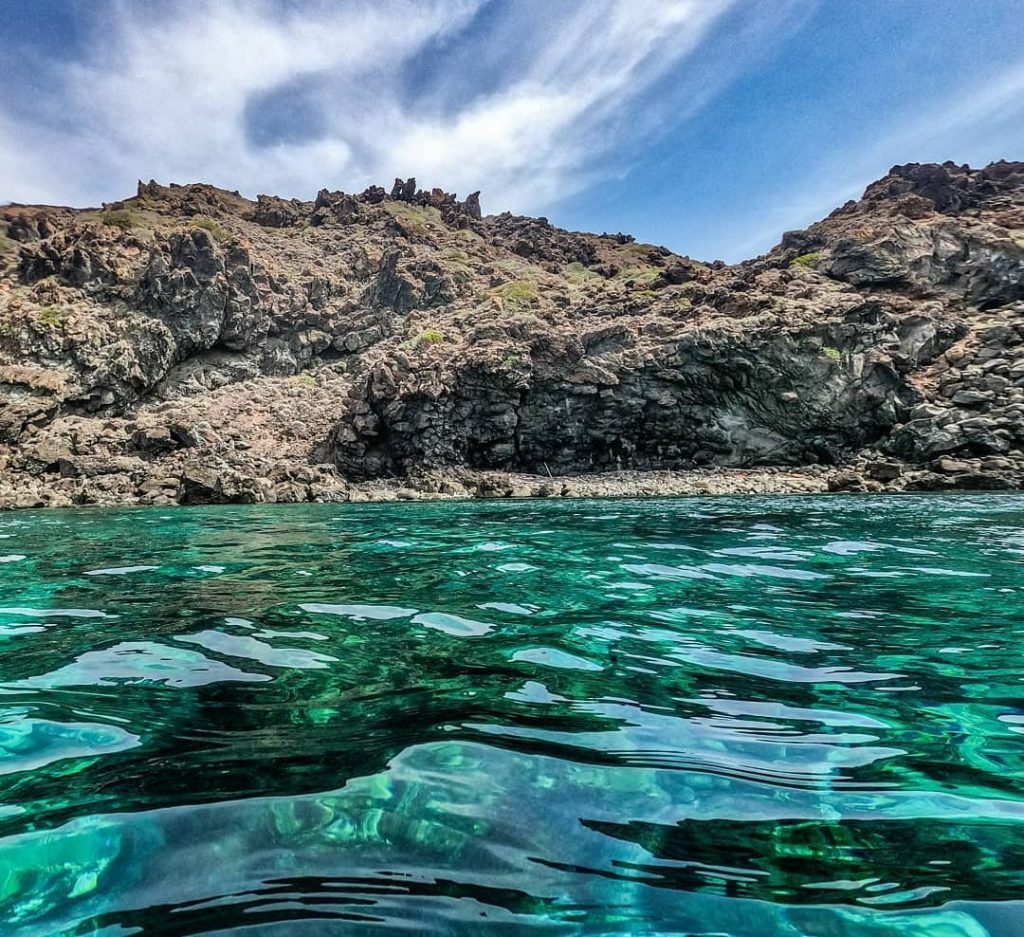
top-left (0, 714), bottom-right (140, 776)
top-left (511, 647), bottom-right (604, 671)
top-left (177, 630), bottom-right (338, 669)
top-left (0, 494), bottom-right (1022, 935)
top-left (412, 612), bottom-right (495, 637)
top-left (0, 606), bottom-right (116, 618)
top-left (299, 602), bottom-right (417, 620)
top-left (6, 641), bottom-right (271, 689)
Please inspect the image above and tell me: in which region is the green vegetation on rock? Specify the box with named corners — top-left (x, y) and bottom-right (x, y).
top-left (790, 252), bottom-right (820, 267)
top-left (193, 217), bottom-right (230, 242)
top-left (442, 249), bottom-right (471, 267)
top-left (98, 209), bottom-right (139, 230)
top-left (384, 201), bottom-right (439, 237)
top-left (564, 261), bottom-right (598, 283)
top-left (490, 280), bottom-right (537, 312)
top-left (38, 306), bottom-right (63, 328)
top-left (416, 327), bottom-right (445, 345)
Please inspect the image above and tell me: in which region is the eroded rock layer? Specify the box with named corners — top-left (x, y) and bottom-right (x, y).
top-left (1, 162), bottom-right (1023, 507)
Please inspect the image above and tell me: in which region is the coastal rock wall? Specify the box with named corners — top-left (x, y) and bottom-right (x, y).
top-left (1, 160), bottom-right (1023, 507)
top-left (330, 322), bottom-right (929, 478)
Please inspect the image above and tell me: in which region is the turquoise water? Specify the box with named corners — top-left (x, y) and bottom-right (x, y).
top-left (1, 495), bottom-right (1023, 935)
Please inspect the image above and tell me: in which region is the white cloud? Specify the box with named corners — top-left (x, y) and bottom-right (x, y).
top-left (1, 0), bottom-right (478, 204)
top-left (0, 0), bottom-right (756, 212)
top-left (384, 1), bottom-right (737, 209)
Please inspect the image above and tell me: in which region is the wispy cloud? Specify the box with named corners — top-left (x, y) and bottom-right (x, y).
top-left (731, 58), bottom-right (1024, 259)
top-left (0, 0), bottom-right (771, 211)
top-left (384, 1), bottom-right (741, 208)
top-left (5, 0), bottom-right (481, 204)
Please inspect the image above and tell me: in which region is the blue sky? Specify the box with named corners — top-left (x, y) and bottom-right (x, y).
top-left (1, 0), bottom-right (1023, 261)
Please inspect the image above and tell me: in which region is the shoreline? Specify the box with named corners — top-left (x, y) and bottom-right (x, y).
top-left (2, 457), bottom-right (1021, 511)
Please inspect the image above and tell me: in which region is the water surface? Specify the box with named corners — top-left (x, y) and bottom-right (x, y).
top-left (1, 495), bottom-right (1023, 935)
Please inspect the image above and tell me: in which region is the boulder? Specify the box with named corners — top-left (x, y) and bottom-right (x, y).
top-left (865, 460), bottom-right (902, 481)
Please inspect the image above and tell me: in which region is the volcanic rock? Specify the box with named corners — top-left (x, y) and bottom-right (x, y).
top-left (2, 160), bottom-right (1024, 508)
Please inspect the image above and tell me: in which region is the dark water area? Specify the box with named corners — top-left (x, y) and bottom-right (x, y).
top-left (1, 495), bottom-right (1023, 935)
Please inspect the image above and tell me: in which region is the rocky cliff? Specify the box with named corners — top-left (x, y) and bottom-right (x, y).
top-left (1, 161), bottom-right (1023, 508)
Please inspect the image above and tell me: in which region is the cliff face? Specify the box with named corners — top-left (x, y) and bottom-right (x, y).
top-left (1, 162), bottom-right (1023, 507)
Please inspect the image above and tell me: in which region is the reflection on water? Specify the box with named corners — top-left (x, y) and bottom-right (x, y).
top-left (0, 495), bottom-right (1023, 935)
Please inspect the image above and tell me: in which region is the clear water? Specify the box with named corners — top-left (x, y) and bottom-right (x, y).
top-left (1, 496), bottom-right (1023, 936)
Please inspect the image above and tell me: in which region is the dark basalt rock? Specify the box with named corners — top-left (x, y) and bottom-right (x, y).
top-left (253, 194), bottom-right (305, 228)
top-left (5, 212), bottom-right (54, 242)
top-left (311, 190), bottom-right (362, 225)
top-left (862, 160), bottom-right (1024, 214)
top-left (463, 191), bottom-right (482, 220)
top-left (371, 250), bottom-right (416, 313)
top-left (391, 177), bottom-right (417, 201)
top-left (329, 325), bottom-right (918, 478)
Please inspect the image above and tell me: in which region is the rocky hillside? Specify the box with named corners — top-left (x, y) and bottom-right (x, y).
top-left (1, 161), bottom-right (1023, 508)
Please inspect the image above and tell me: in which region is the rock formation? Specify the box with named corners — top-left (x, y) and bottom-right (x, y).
top-left (1, 161), bottom-right (1023, 508)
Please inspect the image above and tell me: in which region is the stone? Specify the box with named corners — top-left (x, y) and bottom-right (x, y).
top-left (273, 481), bottom-right (309, 503)
top-left (934, 458), bottom-right (973, 474)
top-left (19, 442), bottom-right (70, 474)
top-left (131, 425), bottom-right (176, 455)
top-left (828, 472), bottom-right (867, 493)
top-left (253, 194), bottom-right (305, 227)
top-left (951, 472), bottom-right (1017, 491)
top-left (463, 191), bottom-right (482, 220)
top-left (951, 390), bottom-right (992, 407)
top-left (865, 460), bottom-right (902, 481)
top-left (903, 472), bottom-right (954, 491)
top-left (179, 464), bottom-right (221, 504)
top-left (390, 177), bottom-right (417, 201)
top-left (57, 456), bottom-right (144, 478)
top-left (372, 250), bottom-right (416, 313)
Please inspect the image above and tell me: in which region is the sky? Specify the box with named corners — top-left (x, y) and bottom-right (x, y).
top-left (1, 0), bottom-right (1023, 262)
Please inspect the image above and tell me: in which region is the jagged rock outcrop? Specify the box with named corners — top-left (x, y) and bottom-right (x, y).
top-left (253, 194), bottom-right (305, 228)
top-left (1, 159), bottom-right (1023, 508)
